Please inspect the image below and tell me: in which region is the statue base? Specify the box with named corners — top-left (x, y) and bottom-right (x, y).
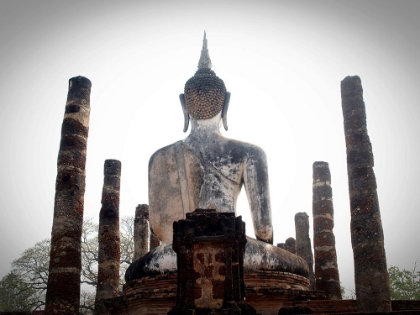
top-left (117, 271), bottom-right (321, 315)
top-left (168, 301), bottom-right (257, 315)
top-left (122, 210), bottom-right (315, 315)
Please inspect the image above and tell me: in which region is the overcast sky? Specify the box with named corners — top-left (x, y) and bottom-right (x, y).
top-left (1, 0), bottom-right (419, 296)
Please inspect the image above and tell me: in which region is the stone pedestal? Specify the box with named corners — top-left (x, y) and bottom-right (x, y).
top-left (168, 209), bottom-right (256, 315)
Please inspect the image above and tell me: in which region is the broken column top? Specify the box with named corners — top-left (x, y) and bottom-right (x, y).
top-left (340, 76), bottom-right (366, 122)
top-left (104, 159), bottom-right (121, 175)
top-left (295, 212), bottom-right (309, 221)
top-left (135, 204), bottom-right (149, 219)
top-left (313, 161), bottom-right (329, 168)
top-left (313, 161), bottom-right (331, 182)
top-left (69, 76), bottom-right (91, 88)
top-left (67, 76), bottom-right (92, 106)
top-left (341, 75), bottom-right (362, 96)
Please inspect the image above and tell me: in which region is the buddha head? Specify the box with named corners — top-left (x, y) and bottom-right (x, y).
top-left (180, 32), bottom-right (231, 132)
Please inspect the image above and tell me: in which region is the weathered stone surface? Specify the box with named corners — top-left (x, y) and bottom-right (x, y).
top-left (95, 160), bottom-right (121, 315)
top-left (312, 161), bottom-right (341, 300)
top-left (149, 228), bottom-right (160, 250)
top-left (168, 209), bottom-right (256, 315)
top-left (341, 76), bottom-right (391, 312)
top-left (126, 235), bottom-right (310, 282)
top-left (148, 136), bottom-right (273, 245)
top-left (45, 76), bottom-right (91, 315)
top-left (134, 204), bottom-right (149, 261)
top-left (295, 212), bottom-right (315, 290)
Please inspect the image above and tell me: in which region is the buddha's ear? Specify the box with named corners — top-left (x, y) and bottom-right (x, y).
top-left (222, 92), bottom-right (231, 131)
top-left (179, 94), bottom-right (189, 133)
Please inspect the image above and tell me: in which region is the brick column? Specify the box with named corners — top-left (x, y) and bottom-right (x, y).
top-left (295, 212), bottom-right (315, 290)
top-left (312, 161), bottom-right (342, 299)
top-left (95, 160), bottom-right (121, 315)
top-left (276, 243), bottom-right (286, 249)
top-left (134, 204), bottom-right (149, 261)
top-left (341, 76), bottom-right (391, 312)
top-left (45, 76), bottom-right (91, 315)
top-left (285, 237), bottom-right (297, 254)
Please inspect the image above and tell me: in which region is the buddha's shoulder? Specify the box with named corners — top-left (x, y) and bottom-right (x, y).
top-left (149, 141), bottom-right (182, 166)
top-left (222, 138), bottom-right (267, 159)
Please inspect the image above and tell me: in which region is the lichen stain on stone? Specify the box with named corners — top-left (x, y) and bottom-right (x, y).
top-left (143, 244), bottom-right (177, 274)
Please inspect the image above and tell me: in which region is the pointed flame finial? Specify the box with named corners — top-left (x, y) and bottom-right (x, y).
top-left (198, 31), bottom-right (212, 69)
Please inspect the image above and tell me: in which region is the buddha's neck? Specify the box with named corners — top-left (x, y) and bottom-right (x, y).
top-left (185, 115), bottom-right (222, 144)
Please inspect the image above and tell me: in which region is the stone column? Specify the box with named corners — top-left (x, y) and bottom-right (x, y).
top-left (95, 160), bottom-right (121, 315)
top-left (285, 237), bottom-right (297, 254)
top-left (295, 212), bottom-right (315, 290)
top-left (341, 76), bottom-right (391, 312)
top-left (276, 243), bottom-right (286, 249)
top-left (134, 204), bottom-right (149, 261)
top-left (45, 76), bottom-right (91, 315)
top-left (312, 161), bottom-right (342, 300)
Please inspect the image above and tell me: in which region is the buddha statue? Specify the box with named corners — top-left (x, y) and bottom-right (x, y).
top-left (125, 33), bottom-right (308, 282)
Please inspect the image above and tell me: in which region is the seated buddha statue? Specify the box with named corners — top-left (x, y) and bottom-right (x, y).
top-left (125, 33), bottom-right (308, 282)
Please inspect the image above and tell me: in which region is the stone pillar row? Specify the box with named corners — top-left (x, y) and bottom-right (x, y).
top-left (45, 75), bottom-right (393, 314)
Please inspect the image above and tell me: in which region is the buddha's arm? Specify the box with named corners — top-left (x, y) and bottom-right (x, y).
top-left (243, 147), bottom-right (273, 244)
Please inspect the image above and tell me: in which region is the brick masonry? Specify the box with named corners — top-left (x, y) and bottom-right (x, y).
top-left (95, 159), bottom-right (122, 314)
top-left (312, 161), bottom-right (342, 300)
top-left (341, 76), bottom-right (391, 312)
top-left (295, 212), bottom-right (315, 290)
top-left (134, 204), bottom-right (149, 261)
top-left (168, 209), bottom-right (256, 315)
top-left (45, 76), bottom-right (91, 315)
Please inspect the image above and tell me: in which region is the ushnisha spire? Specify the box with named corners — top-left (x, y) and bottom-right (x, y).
top-left (183, 32), bottom-right (227, 122)
top-left (198, 31), bottom-right (212, 69)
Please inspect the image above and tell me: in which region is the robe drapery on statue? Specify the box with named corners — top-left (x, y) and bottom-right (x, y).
top-left (148, 136), bottom-right (273, 245)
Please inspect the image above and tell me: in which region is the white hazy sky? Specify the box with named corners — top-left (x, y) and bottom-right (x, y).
top-left (1, 0), bottom-right (419, 295)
